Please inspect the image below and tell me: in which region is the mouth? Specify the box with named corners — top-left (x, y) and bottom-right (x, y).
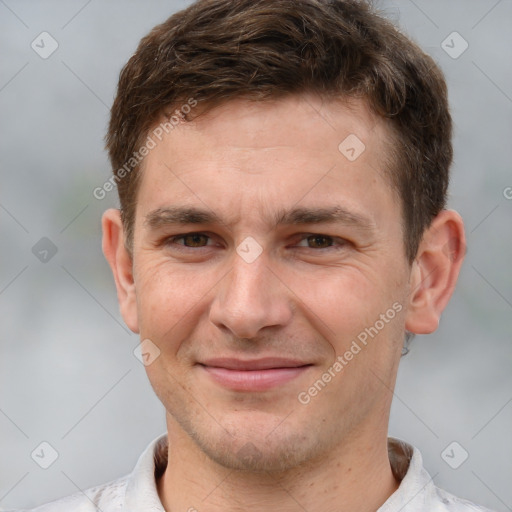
top-left (197, 358), bottom-right (313, 392)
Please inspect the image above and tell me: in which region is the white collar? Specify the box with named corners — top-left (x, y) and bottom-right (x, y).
top-left (120, 433), bottom-right (493, 511)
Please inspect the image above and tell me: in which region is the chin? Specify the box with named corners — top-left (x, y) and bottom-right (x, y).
top-left (196, 429), bottom-right (314, 473)
top-left (185, 409), bottom-right (329, 473)
top-left (154, 377), bottom-right (344, 473)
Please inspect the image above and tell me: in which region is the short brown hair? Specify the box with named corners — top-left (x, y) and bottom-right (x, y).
top-left (106, 0), bottom-right (452, 263)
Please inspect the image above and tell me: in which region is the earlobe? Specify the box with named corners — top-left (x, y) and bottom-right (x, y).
top-left (101, 209), bottom-right (139, 333)
top-left (405, 209), bottom-right (466, 335)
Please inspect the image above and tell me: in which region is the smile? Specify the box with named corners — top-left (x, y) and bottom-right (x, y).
top-left (198, 358), bottom-right (313, 392)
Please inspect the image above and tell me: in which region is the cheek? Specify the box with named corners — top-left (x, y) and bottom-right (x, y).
top-left (290, 262), bottom-right (407, 370)
top-left (133, 260), bottom-right (212, 346)
top-left (133, 248), bottom-right (407, 356)
top-left (290, 265), bottom-right (394, 331)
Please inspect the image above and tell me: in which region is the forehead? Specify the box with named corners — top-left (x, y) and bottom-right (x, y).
top-left (135, 94), bottom-right (398, 231)
top-left (171, 94), bottom-right (390, 157)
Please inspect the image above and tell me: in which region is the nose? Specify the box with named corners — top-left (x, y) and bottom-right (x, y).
top-left (208, 248), bottom-right (293, 340)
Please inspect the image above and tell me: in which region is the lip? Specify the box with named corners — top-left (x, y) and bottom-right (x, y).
top-left (201, 357), bottom-right (310, 370)
top-left (198, 358), bottom-right (313, 392)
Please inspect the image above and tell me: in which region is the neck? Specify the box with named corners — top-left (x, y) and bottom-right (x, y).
top-left (157, 416), bottom-right (400, 512)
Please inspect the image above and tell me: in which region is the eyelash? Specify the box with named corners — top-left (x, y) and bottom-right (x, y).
top-left (163, 232), bottom-right (348, 252)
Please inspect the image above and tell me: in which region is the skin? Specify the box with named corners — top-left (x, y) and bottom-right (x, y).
top-left (102, 94), bottom-right (465, 512)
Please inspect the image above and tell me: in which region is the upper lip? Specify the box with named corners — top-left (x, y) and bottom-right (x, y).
top-left (199, 358), bottom-right (312, 371)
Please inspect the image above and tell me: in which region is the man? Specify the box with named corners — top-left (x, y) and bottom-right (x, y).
top-left (19, 0), bottom-right (494, 510)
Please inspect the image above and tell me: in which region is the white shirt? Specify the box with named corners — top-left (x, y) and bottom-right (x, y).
top-left (11, 434), bottom-right (495, 512)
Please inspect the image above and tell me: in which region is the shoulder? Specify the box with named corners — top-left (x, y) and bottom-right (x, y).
top-left (5, 433), bottom-right (168, 512)
top-left (432, 485), bottom-right (497, 512)
top-left (9, 474), bottom-right (129, 512)
top-left (385, 438), bottom-right (497, 512)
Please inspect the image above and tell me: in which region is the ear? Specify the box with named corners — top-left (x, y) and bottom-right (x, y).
top-left (102, 209), bottom-right (139, 333)
top-left (405, 209), bottom-right (466, 335)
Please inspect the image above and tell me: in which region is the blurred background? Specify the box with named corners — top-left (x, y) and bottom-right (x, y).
top-left (0, 0), bottom-right (511, 509)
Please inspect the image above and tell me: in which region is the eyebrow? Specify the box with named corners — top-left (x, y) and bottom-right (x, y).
top-left (145, 205), bottom-right (376, 232)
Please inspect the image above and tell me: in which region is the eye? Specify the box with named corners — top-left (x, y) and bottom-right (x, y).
top-left (299, 234), bottom-right (334, 249)
top-left (166, 232), bottom-right (213, 248)
top-left (162, 232), bottom-right (348, 253)
top-left (295, 234), bottom-right (344, 249)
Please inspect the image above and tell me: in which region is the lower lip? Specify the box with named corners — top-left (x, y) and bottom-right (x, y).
top-left (200, 365), bottom-right (311, 392)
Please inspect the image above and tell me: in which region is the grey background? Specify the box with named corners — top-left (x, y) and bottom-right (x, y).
top-left (0, 0), bottom-right (511, 510)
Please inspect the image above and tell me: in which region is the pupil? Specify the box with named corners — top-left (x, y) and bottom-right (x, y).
top-left (311, 235), bottom-right (330, 248)
top-left (187, 235), bottom-right (205, 246)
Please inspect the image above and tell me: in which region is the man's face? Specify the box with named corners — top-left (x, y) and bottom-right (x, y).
top-left (127, 95), bottom-right (412, 471)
